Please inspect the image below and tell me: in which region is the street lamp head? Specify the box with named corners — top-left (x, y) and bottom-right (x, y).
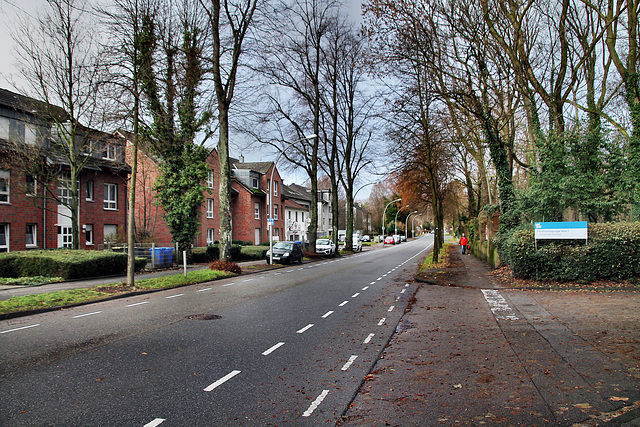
top-left (305, 134), bottom-right (318, 139)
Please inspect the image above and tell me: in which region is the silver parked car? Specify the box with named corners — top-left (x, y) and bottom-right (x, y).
top-left (315, 238), bottom-right (336, 257)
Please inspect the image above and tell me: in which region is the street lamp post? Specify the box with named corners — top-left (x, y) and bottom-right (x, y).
top-left (405, 211), bottom-right (418, 239)
top-left (395, 205), bottom-right (409, 235)
top-left (269, 134), bottom-right (317, 265)
top-left (382, 198), bottom-right (401, 244)
top-left (412, 213), bottom-right (422, 238)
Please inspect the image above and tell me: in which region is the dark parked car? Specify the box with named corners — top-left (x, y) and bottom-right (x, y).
top-left (266, 241), bottom-right (303, 264)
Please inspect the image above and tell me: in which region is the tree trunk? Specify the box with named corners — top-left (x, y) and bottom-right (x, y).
top-left (218, 106), bottom-right (233, 260)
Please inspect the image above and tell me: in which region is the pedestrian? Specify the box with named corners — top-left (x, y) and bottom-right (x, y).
top-left (459, 233), bottom-right (469, 255)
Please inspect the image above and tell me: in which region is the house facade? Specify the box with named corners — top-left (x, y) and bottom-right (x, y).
top-left (0, 88), bottom-right (128, 252)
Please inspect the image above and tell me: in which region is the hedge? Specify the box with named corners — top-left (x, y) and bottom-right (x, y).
top-left (0, 250), bottom-right (147, 280)
top-left (498, 222), bottom-right (640, 282)
top-left (191, 244), bottom-right (250, 263)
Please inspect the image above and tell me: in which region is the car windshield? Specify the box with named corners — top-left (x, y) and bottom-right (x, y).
top-left (317, 239), bottom-right (330, 245)
top-left (273, 242), bottom-right (293, 250)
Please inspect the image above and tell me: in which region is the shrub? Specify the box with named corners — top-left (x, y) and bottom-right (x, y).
top-left (209, 260), bottom-right (242, 274)
top-left (499, 222), bottom-right (640, 282)
top-left (232, 240), bottom-right (253, 246)
top-left (192, 246), bottom-right (219, 263)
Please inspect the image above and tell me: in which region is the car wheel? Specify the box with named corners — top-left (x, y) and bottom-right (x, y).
top-left (298, 254), bottom-right (303, 264)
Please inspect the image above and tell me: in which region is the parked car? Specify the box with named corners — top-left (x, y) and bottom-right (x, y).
top-left (393, 234), bottom-right (401, 244)
top-left (315, 238), bottom-right (336, 257)
top-left (400, 235), bottom-right (407, 242)
top-left (265, 241), bottom-right (303, 264)
top-left (361, 235), bottom-right (371, 242)
top-left (352, 235), bottom-right (362, 252)
top-left (384, 236), bottom-right (395, 244)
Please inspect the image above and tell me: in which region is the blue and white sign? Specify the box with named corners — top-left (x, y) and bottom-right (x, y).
top-left (267, 218), bottom-right (275, 226)
top-left (534, 221), bottom-right (588, 240)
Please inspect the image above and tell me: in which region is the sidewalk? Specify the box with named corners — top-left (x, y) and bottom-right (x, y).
top-left (341, 244), bottom-right (640, 426)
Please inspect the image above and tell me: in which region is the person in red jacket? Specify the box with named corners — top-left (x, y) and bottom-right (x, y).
top-left (459, 233), bottom-right (469, 255)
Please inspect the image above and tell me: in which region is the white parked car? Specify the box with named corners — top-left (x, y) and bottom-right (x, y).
top-left (315, 238), bottom-right (336, 257)
top-left (352, 235), bottom-right (362, 252)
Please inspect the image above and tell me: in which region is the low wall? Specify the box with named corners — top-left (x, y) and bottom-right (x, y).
top-left (471, 240), bottom-right (501, 269)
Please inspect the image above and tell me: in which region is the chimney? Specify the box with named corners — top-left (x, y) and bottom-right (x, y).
top-left (239, 154), bottom-right (244, 163)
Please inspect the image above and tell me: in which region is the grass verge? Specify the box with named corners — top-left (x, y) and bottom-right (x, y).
top-left (419, 242), bottom-right (451, 271)
top-left (0, 269), bottom-right (235, 316)
top-left (0, 276), bottom-right (64, 287)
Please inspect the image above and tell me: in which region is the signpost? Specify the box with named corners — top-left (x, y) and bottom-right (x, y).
top-left (534, 221), bottom-right (588, 249)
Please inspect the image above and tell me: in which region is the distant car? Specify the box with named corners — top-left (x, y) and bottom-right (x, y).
top-left (393, 234), bottom-right (401, 244)
top-left (384, 236), bottom-right (395, 244)
top-left (315, 238), bottom-right (336, 257)
top-left (352, 235), bottom-right (362, 252)
top-left (266, 241), bottom-right (303, 264)
top-left (400, 235), bottom-right (407, 242)
top-left (361, 235), bottom-right (371, 242)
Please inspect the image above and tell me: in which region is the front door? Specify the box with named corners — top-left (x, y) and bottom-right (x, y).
top-left (255, 228), bottom-right (260, 245)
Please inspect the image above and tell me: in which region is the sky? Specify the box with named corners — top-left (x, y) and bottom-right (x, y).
top-left (0, 0), bottom-right (375, 199)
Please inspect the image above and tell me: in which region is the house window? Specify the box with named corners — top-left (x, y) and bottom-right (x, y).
top-left (207, 171), bottom-right (214, 189)
top-left (59, 226), bottom-right (73, 248)
top-left (103, 143), bottom-right (118, 160)
top-left (86, 180), bottom-right (94, 201)
top-left (252, 177), bottom-right (259, 188)
top-left (104, 183), bottom-right (118, 210)
top-left (0, 170), bottom-right (10, 203)
top-left (254, 202), bottom-right (260, 219)
top-left (0, 223), bottom-right (8, 252)
top-left (207, 198), bottom-right (214, 218)
top-left (8, 119), bottom-right (25, 144)
top-left (295, 211), bottom-right (298, 221)
top-left (26, 175), bottom-right (37, 196)
top-left (273, 181), bottom-right (278, 196)
top-left (26, 224), bottom-right (37, 247)
top-left (85, 224), bottom-right (94, 245)
top-left (207, 228), bottom-right (215, 245)
top-left (58, 172), bottom-right (72, 205)
top-left (104, 224), bottom-right (117, 243)
top-left (274, 204), bottom-right (279, 220)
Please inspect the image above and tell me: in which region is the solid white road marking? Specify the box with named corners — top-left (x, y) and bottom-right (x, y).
top-left (126, 301), bottom-right (149, 307)
top-left (482, 289), bottom-right (519, 320)
top-left (204, 370), bottom-right (241, 392)
top-left (143, 418), bottom-right (165, 427)
top-left (364, 333), bottom-right (375, 344)
top-left (262, 342), bottom-right (285, 356)
top-left (341, 355), bottom-right (358, 371)
top-left (1, 324), bottom-right (40, 334)
top-left (73, 311), bottom-right (102, 319)
top-left (297, 324), bottom-right (314, 334)
top-left (388, 306), bottom-right (395, 312)
top-left (339, 301), bottom-right (349, 307)
top-left (302, 390), bottom-right (330, 417)
top-left (352, 293), bottom-right (360, 298)
top-left (321, 311), bottom-right (334, 318)
top-left (165, 294), bottom-right (184, 299)
top-left (377, 317), bottom-right (386, 326)
top-left (197, 287), bottom-right (212, 292)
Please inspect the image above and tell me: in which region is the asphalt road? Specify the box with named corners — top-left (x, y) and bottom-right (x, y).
top-left (0, 236), bottom-right (433, 426)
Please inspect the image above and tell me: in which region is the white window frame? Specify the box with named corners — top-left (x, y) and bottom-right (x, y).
top-left (0, 170), bottom-right (10, 203)
top-left (252, 177), bottom-right (259, 188)
top-left (86, 179), bottom-right (94, 201)
top-left (26, 223), bottom-right (37, 247)
top-left (103, 143), bottom-right (117, 160)
top-left (58, 172), bottom-right (72, 205)
top-left (104, 183), bottom-right (118, 210)
top-left (26, 174), bottom-right (37, 196)
top-left (273, 181), bottom-right (278, 196)
top-left (207, 198), bottom-right (214, 218)
top-left (274, 204), bottom-right (279, 220)
top-left (254, 202), bottom-right (260, 220)
top-left (0, 223), bottom-right (9, 252)
top-left (207, 171), bottom-right (214, 189)
top-left (207, 228), bottom-right (215, 245)
top-left (8, 118), bottom-right (25, 143)
top-left (85, 224), bottom-right (94, 245)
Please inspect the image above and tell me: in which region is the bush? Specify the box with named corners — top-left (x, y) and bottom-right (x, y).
top-left (209, 260), bottom-right (242, 274)
top-left (232, 240), bottom-right (253, 246)
top-left (192, 246), bottom-right (219, 263)
top-left (0, 250), bottom-right (147, 280)
top-left (498, 222), bottom-right (640, 282)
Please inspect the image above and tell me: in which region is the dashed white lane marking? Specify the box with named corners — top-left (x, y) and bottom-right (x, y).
top-left (165, 293), bottom-right (184, 299)
top-left (395, 296), bottom-right (400, 301)
top-left (243, 278), bottom-right (254, 282)
top-left (204, 370), bottom-right (241, 392)
top-left (400, 289), bottom-right (406, 294)
top-left (351, 293), bottom-right (360, 298)
top-left (364, 333), bottom-right (375, 344)
top-left (362, 286), bottom-right (369, 291)
top-left (197, 287), bottom-right (212, 292)
top-left (322, 311), bottom-right (334, 318)
top-left (1, 324), bottom-right (40, 334)
top-left (143, 418), bottom-right (165, 427)
top-left (482, 289), bottom-right (519, 320)
top-left (405, 284), bottom-right (410, 287)
top-left (222, 282), bottom-right (236, 287)
top-left (297, 324), bottom-right (314, 334)
top-left (297, 268), bottom-right (304, 271)
top-left (339, 301), bottom-right (349, 307)
top-left (274, 272), bottom-right (282, 275)
top-left (126, 301), bottom-right (148, 307)
top-left (302, 390), bottom-right (330, 417)
top-left (369, 281), bottom-right (376, 285)
top-left (382, 274), bottom-right (388, 277)
top-left (388, 306), bottom-right (395, 312)
top-left (73, 311), bottom-right (102, 319)
top-left (287, 270), bottom-right (295, 273)
top-left (341, 355), bottom-right (358, 371)
top-left (376, 277), bottom-right (383, 281)
top-left (262, 342), bottom-right (285, 356)
top-left (377, 317), bottom-right (386, 326)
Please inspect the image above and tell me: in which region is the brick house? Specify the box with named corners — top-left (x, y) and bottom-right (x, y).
top-left (0, 88), bottom-right (129, 252)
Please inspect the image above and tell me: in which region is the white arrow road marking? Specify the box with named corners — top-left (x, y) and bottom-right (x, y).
top-left (204, 370), bottom-right (241, 392)
top-left (302, 390), bottom-right (329, 417)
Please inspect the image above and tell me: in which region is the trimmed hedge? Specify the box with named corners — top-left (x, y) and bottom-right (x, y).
top-left (0, 250), bottom-right (147, 280)
top-left (191, 244), bottom-right (248, 263)
top-left (499, 222), bottom-right (640, 282)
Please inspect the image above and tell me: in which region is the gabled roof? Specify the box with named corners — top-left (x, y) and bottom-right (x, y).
top-left (0, 88), bottom-right (68, 120)
top-left (283, 183), bottom-right (311, 202)
top-left (232, 160), bottom-right (274, 175)
top-left (231, 177), bottom-right (266, 196)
